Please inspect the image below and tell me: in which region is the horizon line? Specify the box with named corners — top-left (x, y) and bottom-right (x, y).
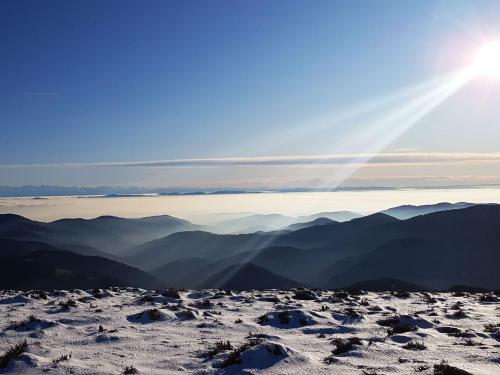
top-left (1, 183), bottom-right (500, 199)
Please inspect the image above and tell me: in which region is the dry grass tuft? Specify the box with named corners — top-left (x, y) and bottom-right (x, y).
top-left (0, 340), bottom-right (28, 369)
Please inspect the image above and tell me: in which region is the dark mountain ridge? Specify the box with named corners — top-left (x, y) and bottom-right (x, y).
top-left (0, 239), bottom-right (164, 290)
top-left (381, 202), bottom-right (477, 219)
top-left (200, 263), bottom-right (302, 290)
top-left (322, 204), bottom-right (500, 289)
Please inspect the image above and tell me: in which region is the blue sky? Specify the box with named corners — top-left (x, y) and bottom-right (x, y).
top-left (1, 0), bottom-right (500, 189)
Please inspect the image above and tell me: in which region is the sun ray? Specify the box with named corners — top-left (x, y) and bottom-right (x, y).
top-left (211, 67), bottom-right (476, 286)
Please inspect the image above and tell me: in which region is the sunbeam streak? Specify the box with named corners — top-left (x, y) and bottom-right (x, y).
top-left (281, 67), bottom-right (476, 205)
top-left (318, 68), bottom-right (475, 187)
top-left (240, 69), bottom-right (468, 156)
top-left (211, 67), bottom-right (476, 287)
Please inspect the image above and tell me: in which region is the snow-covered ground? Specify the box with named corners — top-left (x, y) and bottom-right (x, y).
top-left (1, 288), bottom-right (499, 374)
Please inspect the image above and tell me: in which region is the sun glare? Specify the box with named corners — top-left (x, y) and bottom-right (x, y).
top-left (473, 41), bottom-right (500, 77)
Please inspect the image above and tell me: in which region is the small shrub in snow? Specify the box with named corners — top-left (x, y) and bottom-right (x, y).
top-left (377, 316), bottom-right (400, 327)
top-left (478, 294), bottom-right (498, 303)
top-left (450, 309), bottom-right (467, 319)
top-left (189, 299), bottom-right (213, 309)
top-left (323, 354), bottom-right (339, 364)
top-left (422, 293), bottom-right (437, 304)
top-left (32, 291), bottom-right (48, 300)
top-left (7, 315), bottom-right (44, 331)
top-left (123, 365), bottom-right (140, 374)
top-left (204, 310), bottom-right (221, 316)
top-left (257, 313), bottom-right (269, 324)
top-left (453, 338), bottom-right (479, 347)
top-left (334, 290), bottom-right (349, 299)
top-left (387, 323), bottom-right (417, 336)
top-left (292, 289), bottom-right (316, 301)
top-left (415, 365), bottom-right (430, 372)
top-left (484, 323), bottom-right (500, 333)
top-left (402, 340), bottom-right (426, 350)
top-left (147, 309), bottom-right (162, 321)
top-left (52, 353), bottom-right (71, 363)
top-left (175, 309), bottom-right (197, 320)
top-left (330, 337), bottom-right (362, 355)
top-left (347, 288), bottom-right (365, 296)
top-left (368, 305), bottom-right (383, 313)
top-left (159, 289), bottom-right (181, 299)
top-left (344, 307), bottom-right (363, 321)
top-left (136, 295), bottom-right (154, 305)
top-left (268, 343), bottom-right (284, 355)
top-left (129, 308), bottom-right (168, 322)
top-left (221, 338), bottom-right (262, 368)
top-left (59, 299), bottom-right (77, 309)
top-left (0, 340), bottom-right (28, 368)
top-left (165, 303), bottom-right (182, 311)
top-left (206, 341), bottom-right (233, 358)
top-left (392, 291), bottom-right (410, 299)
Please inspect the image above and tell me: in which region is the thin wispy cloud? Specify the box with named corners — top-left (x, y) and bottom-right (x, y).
top-left (3, 152), bottom-right (500, 168)
top-left (25, 92), bottom-right (57, 96)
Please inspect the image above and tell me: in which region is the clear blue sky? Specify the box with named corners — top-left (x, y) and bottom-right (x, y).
top-left (1, 0), bottom-right (500, 188)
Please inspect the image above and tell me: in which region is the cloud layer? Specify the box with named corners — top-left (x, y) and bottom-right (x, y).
top-left (4, 152), bottom-right (500, 168)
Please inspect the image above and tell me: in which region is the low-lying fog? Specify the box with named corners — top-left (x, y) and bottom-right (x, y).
top-left (1, 187), bottom-right (499, 224)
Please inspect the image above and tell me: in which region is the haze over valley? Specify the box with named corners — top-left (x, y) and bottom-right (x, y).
top-left (1, 201), bottom-right (499, 291)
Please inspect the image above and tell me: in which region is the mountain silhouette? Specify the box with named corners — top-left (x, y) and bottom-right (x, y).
top-left (286, 217), bottom-right (335, 231)
top-left (381, 202), bottom-right (476, 219)
top-left (127, 231), bottom-right (275, 270)
top-left (0, 214), bottom-right (198, 255)
top-left (322, 205), bottom-right (500, 289)
top-left (151, 257), bottom-right (212, 288)
top-left (343, 278), bottom-right (430, 292)
top-left (199, 263), bottom-right (302, 290)
top-left (206, 211), bottom-right (360, 233)
top-left (0, 240), bottom-right (163, 290)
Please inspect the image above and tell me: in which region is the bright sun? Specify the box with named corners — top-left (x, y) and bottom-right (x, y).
top-left (474, 41), bottom-right (500, 77)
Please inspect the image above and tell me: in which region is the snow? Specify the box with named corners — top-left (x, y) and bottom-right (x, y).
top-left (0, 289), bottom-right (499, 374)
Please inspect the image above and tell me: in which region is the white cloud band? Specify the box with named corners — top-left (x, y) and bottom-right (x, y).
top-left (3, 152), bottom-right (500, 168)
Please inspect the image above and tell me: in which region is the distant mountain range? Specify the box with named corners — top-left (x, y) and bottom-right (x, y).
top-left (1, 202), bottom-right (500, 291)
top-left (286, 217), bottom-right (335, 231)
top-left (3, 185), bottom-right (495, 198)
top-left (0, 185), bottom-right (396, 197)
top-left (205, 211), bottom-right (360, 233)
top-left (381, 202), bottom-right (475, 219)
top-left (0, 214), bottom-right (198, 255)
